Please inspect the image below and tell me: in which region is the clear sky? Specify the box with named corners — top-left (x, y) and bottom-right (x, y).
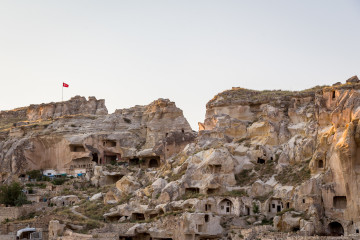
top-left (1, 1), bottom-right (360, 130)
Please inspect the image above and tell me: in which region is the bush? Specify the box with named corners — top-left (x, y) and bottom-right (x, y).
top-left (261, 218), bottom-right (273, 225)
top-left (51, 178), bottom-right (67, 185)
top-left (276, 208), bottom-right (295, 216)
top-left (77, 200), bottom-right (112, 221)
top-left (0, 182), bottom-right (30, 206)
top-left (26, 170), bottom-right (43, 181)
top-left (275, 160), bottom-right (311, 186)
top-left (252, 202), bottom-right (259, 214)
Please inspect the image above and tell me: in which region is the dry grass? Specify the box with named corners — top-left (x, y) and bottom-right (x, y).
top-left (235, 169), bottom-right (257, 186)
top-left (76, 200), bottom-right (112, 221)
top-left (275, 160), bottom-right (311, 186)
top-left (0, 116), bottom-right (27, 131)
top-left (235, 160), bottom-right (276, 186)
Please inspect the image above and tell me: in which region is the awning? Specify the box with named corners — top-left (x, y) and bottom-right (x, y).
top-left (16, 227), bottom-right (36, 237)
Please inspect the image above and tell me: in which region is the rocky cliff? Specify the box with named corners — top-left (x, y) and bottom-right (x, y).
top-left (2, 76), bottom-right (360, 240)
top-left (0, 97), bottom-right (194, 182)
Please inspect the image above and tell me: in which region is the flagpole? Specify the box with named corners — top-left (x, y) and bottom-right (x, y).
top-left (62, 83), bottom-right (63, 102)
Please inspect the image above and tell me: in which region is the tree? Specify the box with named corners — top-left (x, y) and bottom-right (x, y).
top-left (0, 182), bottom-right (29, 206)
top-left (26, 170), bottom-right (43, 181)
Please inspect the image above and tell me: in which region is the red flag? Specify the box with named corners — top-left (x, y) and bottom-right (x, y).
top-left (63, 82), bottom-right (69, 88)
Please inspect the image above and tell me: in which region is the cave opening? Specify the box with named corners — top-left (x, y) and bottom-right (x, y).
top-left (328, 222), bottom-right (344, 236)
top-left (149, 158), bottom-right (159, 168)
top-left (257, 158), bottom-right (265, 164)
top-left (318, 160), bottom-right (324, 168)
top-left (92, 153), bottom-right (99, 164)
top-left (131, 213), bottom-right (145, 221)
top-left (185, 187), bottom-right (200, 195)
top-left (207, 188), bottom-right (218, 195)
top-left (103, 140), bottom-right (117, 147)
top-left (245, 206), bottom-right (250, 215)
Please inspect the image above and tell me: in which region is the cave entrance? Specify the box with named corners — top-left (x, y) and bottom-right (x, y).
top-left (19, 230), bottom-right (36, 239)
top-left (328, 222), bottom-right (344, 236)
top-left (332, 91), bottom-right (336, 99)
top-left (318, 160), bottom-right (324, 168)
top-left (92, 153), bottom-right (99, 164)
top-left (129, 158), bottom-right (140, 166)
top-left (185, 187), bottom-right (200, 195)
top-left (277, 205), bottom-right (281, 213)
top-left (131, 213), bottom-right (145, 221)
top-left (133, 233), bottom-right (151, 240)
top-left (207, 188), bottom-right (218, 195)
top-left (245, 206), bottom-right (250, 215)
top-left (149, 158), bottom-right (159, 168)
top-left (204, 214), bottom-right (209, 222)
top-left (219, 199), bottom-right (233, 214)
top-left (103, 140), bottom-right (117, 147)
top-left (257, 158), bottom-right (265, 164)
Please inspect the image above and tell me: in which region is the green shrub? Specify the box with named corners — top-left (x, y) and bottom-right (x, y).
top-left (26, 170), bottom-right (43, 181)
top-left (0, 182), bottom-right (30, 206)
top-left (51, 178), bottom-right (67, 185)
top-left (261, 218), bottom-right (273, 225)
top-left (252, 202), bottom-right (259, 214)
top-left (276, 208), bottom-right (295, 216)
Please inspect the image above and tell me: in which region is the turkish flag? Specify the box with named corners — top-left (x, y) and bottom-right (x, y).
top-left (63, 82), bottom-right (69, 88)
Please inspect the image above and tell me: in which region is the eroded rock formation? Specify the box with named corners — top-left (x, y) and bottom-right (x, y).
top-left (0, 97), bottom-right (194, 182)
top-left (3, 76), bottom-right (360, 240)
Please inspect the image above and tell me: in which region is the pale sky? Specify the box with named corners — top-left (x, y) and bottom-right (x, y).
top-left (1, 1), bottom-right (360, 130)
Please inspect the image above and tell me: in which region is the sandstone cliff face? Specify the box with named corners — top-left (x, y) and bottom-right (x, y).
top-left (4, 77), bottom-right (360, 240)
top-left (0, 97), bottom-right (194, 182)
top-left (193, 77), bottom-right (360, 236)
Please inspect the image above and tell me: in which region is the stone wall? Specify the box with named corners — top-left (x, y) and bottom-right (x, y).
top-left (0, 203), bottom-right (47, 223)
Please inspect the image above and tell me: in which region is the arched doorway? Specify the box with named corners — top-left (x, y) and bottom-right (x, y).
top-left (328, 222), bottom-right (344, 236)
top-left (149, 158), bottom-right (159, 168)
top-left (219, 198), bottom-right (233, 214)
